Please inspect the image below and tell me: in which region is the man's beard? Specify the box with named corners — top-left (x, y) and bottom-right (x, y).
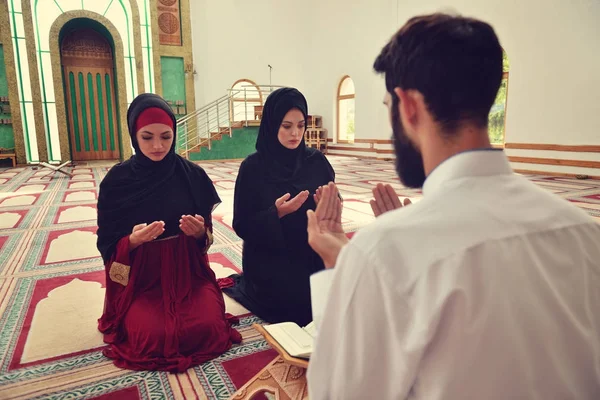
top-left (392, 98), bottom-right (426, 188)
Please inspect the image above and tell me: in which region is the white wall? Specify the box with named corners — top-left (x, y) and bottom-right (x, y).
top-left (189, 0), bottom-right (397, 141)
top-left (191, 0), bottom-right (600, 173)
top-left (302, 0), bottom-right (397, 142)
top-left (189, 0), bottom-right (310, 107)
top-left (407, 0), bottom-right (600, 147)
top-left (406, 0), bottom-right (600, 176)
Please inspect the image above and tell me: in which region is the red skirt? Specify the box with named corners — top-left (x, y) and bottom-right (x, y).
top-left (98, 234), bottom-right (242, 372)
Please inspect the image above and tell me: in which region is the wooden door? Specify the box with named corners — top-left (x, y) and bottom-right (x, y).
top-left (61, 29), bottom-right (120, 161)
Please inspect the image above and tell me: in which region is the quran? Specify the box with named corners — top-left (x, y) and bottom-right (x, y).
top-left (263, 321), bottom-right (316, 359)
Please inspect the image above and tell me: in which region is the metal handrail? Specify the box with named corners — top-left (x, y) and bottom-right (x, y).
top-left (176, 94), bottom-right (230, 125)
top-left (176, 84), bottom-right (285, 158)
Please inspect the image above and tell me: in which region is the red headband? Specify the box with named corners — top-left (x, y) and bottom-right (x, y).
top-left (135, 107), bottom-right (173, 132)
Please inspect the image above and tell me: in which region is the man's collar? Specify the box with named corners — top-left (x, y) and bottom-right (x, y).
top-left (422, 149), bottom-right (512, 196)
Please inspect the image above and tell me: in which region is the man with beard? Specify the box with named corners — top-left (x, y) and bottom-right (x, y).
top-left (304, 13), bottom-right (600, 400)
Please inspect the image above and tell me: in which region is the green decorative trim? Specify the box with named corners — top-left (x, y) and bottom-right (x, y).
top-left (31, 0), bottom-right (141, 160)
top-left (116, 0), bottom-right (136, 98)
top-left (9, 0), bottom-right (32, 161)
top-left (78, 72), bottom-right (90, 151)
top-left (87, 72), bottom-right (98, 151)
top-left (96, 73), bottom-right (107, 150)
top-left (68, 71), bottom-right (81, 152)
top-left (0, 0), bottom-right (26, 163)
top-left (53, 0), bottom-right (64, 13)
top-left (34, 0), bottom-right (55, 161)
top-left (39, 4), bottom-right (139, 161)
top-left (0, 45), bottom-right (14, 149)
top-left (128, 0), bottom-right (146, 95)
top-left (105, 74), bottom-right (115, 151)
top-left (103, 0), bottom-right (115, 17)
top-left (143, 0), bottom-right (152, 92)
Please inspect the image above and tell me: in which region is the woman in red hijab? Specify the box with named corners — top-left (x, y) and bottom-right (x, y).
top-left (96, 93), bottom-right (241, 372)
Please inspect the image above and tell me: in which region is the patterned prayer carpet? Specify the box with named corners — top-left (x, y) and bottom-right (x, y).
top-left (0, 156), bottom-right (598, 399)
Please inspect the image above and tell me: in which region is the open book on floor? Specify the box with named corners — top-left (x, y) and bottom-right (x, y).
top-left (263, 321), bottom-right (316, 359)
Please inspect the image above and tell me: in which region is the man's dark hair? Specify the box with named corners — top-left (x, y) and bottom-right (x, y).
top-left (374, 13), bottom-right (503, 133)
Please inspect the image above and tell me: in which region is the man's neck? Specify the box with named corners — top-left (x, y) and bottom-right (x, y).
top-left (422, 126), bottom-right (492, 176)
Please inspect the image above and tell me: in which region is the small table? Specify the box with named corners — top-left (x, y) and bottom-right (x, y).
top-left (38, 161), bottom-right (74, 178)
top-left (0, 149), bottom-right (16, 167)
top-left (254, 105), bottom-right (263, 120)
top-left (230, 324), bottom-right (309, 400)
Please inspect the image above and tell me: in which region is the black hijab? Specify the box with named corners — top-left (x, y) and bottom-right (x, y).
top-left (255, 87), bottom-right (317, 183)
top-left (96, 93), bottom-right (220, 263)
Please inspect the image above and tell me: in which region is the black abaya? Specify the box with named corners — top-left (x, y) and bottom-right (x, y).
top-left (222, 88), bottom-right (336, 326)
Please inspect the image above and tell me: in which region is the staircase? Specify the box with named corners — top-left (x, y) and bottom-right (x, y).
top-left (176, 85), bottom-right (281, 159)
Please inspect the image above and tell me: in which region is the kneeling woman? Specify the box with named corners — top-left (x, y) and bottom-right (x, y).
top-left (221, 88), bottom-right (336, 326)
top-left (96, 93), bottom-right (241, 372)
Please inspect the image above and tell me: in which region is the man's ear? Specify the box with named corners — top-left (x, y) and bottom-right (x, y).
top-left (394, 87), bottom-right (417, 128)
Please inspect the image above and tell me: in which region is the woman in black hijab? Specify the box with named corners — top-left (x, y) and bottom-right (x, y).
top-left (220, 87), bottom-right (336, 326)
top-left (96, 93), bottom-right (241, 373)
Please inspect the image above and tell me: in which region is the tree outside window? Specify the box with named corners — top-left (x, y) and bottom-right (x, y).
top-left (337, 76), bottom-right (355, 143)
top-left (489, 52), bottom-right (510, 144)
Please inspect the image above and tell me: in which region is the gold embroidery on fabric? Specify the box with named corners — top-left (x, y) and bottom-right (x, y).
top-left (203, 229), bottom-right (214, 254)
top-left (109, 262), bottom-right (130, 286)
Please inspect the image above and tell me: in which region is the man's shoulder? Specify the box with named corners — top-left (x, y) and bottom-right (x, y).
top-left (353, 197), bottom-right (437, 245)
top-left (348, 198), bottom-right (442, 268)
top-left (349, 176), bottom-right (598, 272)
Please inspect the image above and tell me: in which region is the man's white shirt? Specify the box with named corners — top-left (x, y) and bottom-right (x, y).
top-left (308, 150), bottom-right (600, 400)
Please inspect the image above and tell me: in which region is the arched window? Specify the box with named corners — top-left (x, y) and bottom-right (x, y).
top-left (337, 76), bottom-right (355, 143)
top-left (231, 79), bottom-right (263, 122)
top-left (489, 51), bottom-right (509, 144)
